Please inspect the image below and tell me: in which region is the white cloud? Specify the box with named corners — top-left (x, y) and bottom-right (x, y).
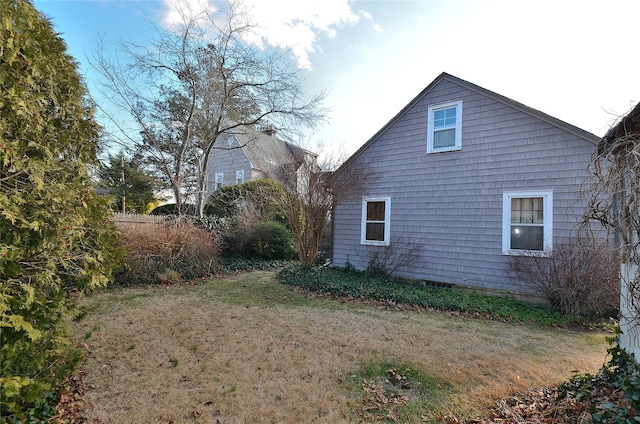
top-left (159, 0), bottom-right (371, 68)
top-left (160, 0), bottom-right (219, 31)
top-left (241, 0), bottom-right (365, 68)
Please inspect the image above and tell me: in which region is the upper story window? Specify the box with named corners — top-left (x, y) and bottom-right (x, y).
top-left (427, 100), bottom-right (462, 153)
top-left (215, 172), bottom-right (224, 190)
top-left (502, 191), bottom-right (553, 256)
top-left (236, 170), bottom-right (244, 185)
top-left (361, 197), bottom-right (391, 246)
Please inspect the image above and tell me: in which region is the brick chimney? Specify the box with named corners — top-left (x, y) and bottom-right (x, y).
top-left (263, 127), bottom-right (276, 137)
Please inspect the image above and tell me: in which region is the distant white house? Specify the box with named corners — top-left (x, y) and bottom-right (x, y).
top-left (204, 125), bottom-right (317, 201)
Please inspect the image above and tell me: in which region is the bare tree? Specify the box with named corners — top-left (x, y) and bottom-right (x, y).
top-left (93, 0), bottom-right (326, 216)
top-left (276, 155), bottom-right (372, 268)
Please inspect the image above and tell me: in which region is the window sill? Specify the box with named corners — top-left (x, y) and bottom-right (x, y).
top-left (502, 249), bottom-right (551, 257)
top-left (427, 146), bottom-right (462, 154)
top-left (361, 240), bottom-right (390, 247)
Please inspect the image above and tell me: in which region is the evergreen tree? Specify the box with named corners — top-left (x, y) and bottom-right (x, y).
top-left (99, 152), bottom-right (158, 213)
top-left (0, 1), bottom-right (121, 419)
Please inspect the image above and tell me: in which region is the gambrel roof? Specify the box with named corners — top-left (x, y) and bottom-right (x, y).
top-left (224, 125), bottom-right (317, 175)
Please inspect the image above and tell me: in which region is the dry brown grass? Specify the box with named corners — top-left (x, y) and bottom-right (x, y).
top-left (72, 271), bottom-right (608, 423)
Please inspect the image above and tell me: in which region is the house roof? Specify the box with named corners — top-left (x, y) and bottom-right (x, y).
top-left (231, 125), bottom-right (317, 174)
top-left (600, 101), bottom-right (640, 151)
top-left (338, 72), bottom-right (600, 173)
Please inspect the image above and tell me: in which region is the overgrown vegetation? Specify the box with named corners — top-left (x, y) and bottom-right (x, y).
top-left (557, 336), bottom-right (639, 423)
top-left (278, 265), bottom-right (577, 326)
top-left (345, 360), bottom-right (452, 422)
top-left (221, 219), bottom-right (296, 260)
top-left (112, 219), bottom-right (220, 286)
top-left (276, 155), bottom-right (372, 268)
top-left (507, 239), bottom-right (619, 318)
top-left (205, 179), bottom-right (287, 222)
top-left (0, 1), bottom-right (122, 420)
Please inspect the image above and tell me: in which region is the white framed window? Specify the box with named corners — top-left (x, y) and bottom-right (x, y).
top-left (361, 197), bottom-right (391, 246)
top-left (502, 191), bottom-right (553, 255)
top-left (236, 170), bottom-right (244, 185)
top-left (214, 172), bottom-right (224, 190)
top-left (427, 100), bottom-right (462, 153)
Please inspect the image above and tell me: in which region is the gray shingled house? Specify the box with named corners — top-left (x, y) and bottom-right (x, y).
top-left (204, 125), bottom-right (317, 200)
top-left (331, 72), bottom-right (602, 295)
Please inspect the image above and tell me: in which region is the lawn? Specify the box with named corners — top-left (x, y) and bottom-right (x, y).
top-left (71, 271), bottom-right (608, 423)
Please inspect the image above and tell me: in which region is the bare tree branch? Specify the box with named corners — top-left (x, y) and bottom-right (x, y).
top-left (91, 0), bottom-right (327, 217)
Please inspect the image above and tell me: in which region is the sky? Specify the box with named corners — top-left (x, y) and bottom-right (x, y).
top-left (33, 0), bottom-right (640, 160)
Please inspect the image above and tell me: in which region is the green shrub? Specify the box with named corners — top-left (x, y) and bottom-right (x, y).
top-left (205, 179), bottom-right (287, 223)
top-left (0, 1), bottom-right (122, 419)
top-left (221, 256), bottom-right (293, 272)
top-left (243, 221), bottom-right (297, 260)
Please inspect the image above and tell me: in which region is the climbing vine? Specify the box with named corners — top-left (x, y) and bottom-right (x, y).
top-left (581, 109), bottom-right (640, 342)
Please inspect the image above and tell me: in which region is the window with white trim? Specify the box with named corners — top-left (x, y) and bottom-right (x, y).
top-left (361, 197), bottom-right (391, 246)
top-left (502, 191), bottom-right (553, 255)
top-left (236, 170), bottom-right (244, 185)
top-left (427, 100), bottom-right (462, 153)
top-left (214, 172), bottom-right (224, 190)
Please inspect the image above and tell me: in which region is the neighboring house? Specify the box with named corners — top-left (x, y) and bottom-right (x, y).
top-left (204, 125), bottom-right (317, 200)
top-left (332, 72), bottom-right (603, 295)
top-left (600, 101), bottom-right (640, 360)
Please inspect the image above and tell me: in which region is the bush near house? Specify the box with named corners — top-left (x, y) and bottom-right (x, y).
top-left (222, 220), bottom-right (297, 260)
top-left (507, 239), bottom-right (619, 318)
top-left (205, 179), bottom-right (287, 223)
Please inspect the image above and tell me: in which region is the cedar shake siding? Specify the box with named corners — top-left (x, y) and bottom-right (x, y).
top-left (204, 126), bottom-right (317, 201)
top-left (332, 72), bottom-right (601, 294)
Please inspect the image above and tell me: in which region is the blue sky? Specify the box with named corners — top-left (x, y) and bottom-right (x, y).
top-left (34, 0), bottom-right (640, 159)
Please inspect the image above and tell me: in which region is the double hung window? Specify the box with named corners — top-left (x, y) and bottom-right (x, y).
top-left (214, 172), bottom-right (224, 190)
top-left (427, 100), bottom-right (462, 153)
top-left (502, 191), bottom-right (553, 255)
top-left (361, 197), bottom-right (391, 246)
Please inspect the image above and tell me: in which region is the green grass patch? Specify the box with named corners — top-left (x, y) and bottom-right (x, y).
top-left (202, 271), bottom-right (342, 310)
top-left (344, 360), bottom-right (452, 422)
top-left (277, 265), bottom-right (574, 327)
top-left (219, 257), bottom-right (293, 273)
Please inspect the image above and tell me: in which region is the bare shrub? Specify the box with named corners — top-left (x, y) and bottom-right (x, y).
top-left (114, 219), bottom-right (220, 285)
top-left (275, 153), bottom-right (374, 267)
top-left (217, 203), bottom-right (262, 257)
top-left (507, 239), bottom-right (619, 317)
top-left (366, 237), bottom-right (424, 277)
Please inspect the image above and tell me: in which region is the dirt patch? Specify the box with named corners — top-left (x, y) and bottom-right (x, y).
top-left (69, 272), bottom-right (608, 423)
